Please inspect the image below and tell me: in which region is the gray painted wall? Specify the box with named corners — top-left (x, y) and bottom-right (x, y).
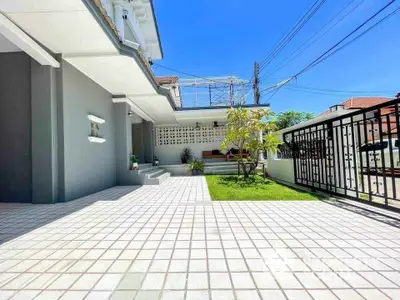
top-left (60, 61), bottom-right (116, 201)
top-left (143, 121), bottom-right (154, 163)
top-left (0, 52), bottom-right (32, 203)
top-left (114, 102), bottom-right (134, 185)
top-left (31, 61), bottom-right (59, 204)
top-left (132, 123), bottom-right (145, 163)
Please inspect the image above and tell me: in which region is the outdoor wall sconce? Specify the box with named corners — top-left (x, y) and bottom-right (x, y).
top-left (213, 121), bottom-right (219, 128)
top-left (87, 114), bottom-right (105, 124)
top-left (154, 156), bottom-right (159, 166)
top-left (195, 122), bottom-right (200, 130)
top-left (128, 111), bottom-right (133, 117)
top-left (87, 114), bottom-right (106, 143)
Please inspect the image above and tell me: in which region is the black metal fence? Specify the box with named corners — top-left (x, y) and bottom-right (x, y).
top-left (284, 98), bottom-right (400, 211)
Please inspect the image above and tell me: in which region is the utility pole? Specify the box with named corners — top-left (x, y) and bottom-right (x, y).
top-left (253, 62), bottom-right (260, 104)
top-left (229, 78), bottom-right (235, 106)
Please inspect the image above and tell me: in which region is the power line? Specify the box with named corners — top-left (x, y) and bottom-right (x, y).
top-left (262, 0), bottom-right (397, 102)
top-left (283, 84), bottom-right (399, 94)
top-left (261, 0), bottom-right (364, 80)
top-left (152, 63), bottom-right (229, 85)
top-left (303, 5), bottom-right (400, 71)
top-left (259, 0), bottom-right (328, 73)
top-left (256, 0), bottom-right (315, 72)
top-left (258, 0), bottom-right (320, 69)
top-left (284, 85), bottom-right (395, 96)
top-left (242, 0), bottom-right (327, 103)
top-left (241, 0), bottom-right (324, 104)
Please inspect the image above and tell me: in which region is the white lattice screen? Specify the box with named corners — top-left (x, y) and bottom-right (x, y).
top-left (155, 125), bottom-right (227, 146)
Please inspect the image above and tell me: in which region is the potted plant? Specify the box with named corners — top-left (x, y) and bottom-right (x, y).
top-left (188, 158), bottom-right (205, 176)
top-left (180, 147), bottom-right (193, 164)
top-left (130, 155), bottom-right (139, 170)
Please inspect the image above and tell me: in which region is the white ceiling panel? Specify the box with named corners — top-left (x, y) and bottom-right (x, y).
top-left (6, 11), bottom-right (116, 54)
top-left (0, 0), bottom-right (85, 13)
top-left (129, 95), bottom-right (176, 124)
top-left (66, 55), bottom-right (156, 95)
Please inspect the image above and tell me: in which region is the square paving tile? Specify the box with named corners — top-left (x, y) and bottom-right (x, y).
top-left (0, 177), bottom-right (399, 299)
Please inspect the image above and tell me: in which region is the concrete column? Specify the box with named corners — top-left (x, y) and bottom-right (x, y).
top-left (114, 103), bottom-right (132, 184)
top-left (31, 60), bottom-right (59, 204)
top-left (143, 121), bottom-right (154, 163)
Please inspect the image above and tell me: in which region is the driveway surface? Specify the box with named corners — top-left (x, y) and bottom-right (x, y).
top-left (0, 177), bottom-right (400, 300)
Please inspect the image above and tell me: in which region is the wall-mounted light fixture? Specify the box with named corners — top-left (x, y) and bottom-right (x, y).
top-left (128, 111), bottom-right (133, 117)
top-left (87, 114), bottom-right (105, 124)
top-left (213, 121), bottom-right (219, 128)
top-left (195, 122), bottom-right (200, 130)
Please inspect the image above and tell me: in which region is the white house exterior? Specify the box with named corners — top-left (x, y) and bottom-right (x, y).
top-left (0, 0), bottom-right (268, 204)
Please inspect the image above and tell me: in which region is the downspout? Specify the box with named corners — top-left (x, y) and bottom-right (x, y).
top-left (113, 0), bottom-right (125, 40)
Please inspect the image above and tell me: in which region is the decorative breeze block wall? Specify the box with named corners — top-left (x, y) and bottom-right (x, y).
top-left (156, 125), bottom-right (227, 146)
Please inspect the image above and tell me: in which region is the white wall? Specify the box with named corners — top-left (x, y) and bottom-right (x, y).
top-left (267, 155), bottom-right (295, 183)
top-left (154, 124), bottom-right (228, 164)
top-left (267, 133), bottom-right (295, 183)
top-left (155, 142), bottom-right (224, 165)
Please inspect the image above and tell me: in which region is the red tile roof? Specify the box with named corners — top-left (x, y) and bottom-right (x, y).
top-left (157, 76), bottom-right (179, 85)
top-left (342, 97), bottom-right (391, 109)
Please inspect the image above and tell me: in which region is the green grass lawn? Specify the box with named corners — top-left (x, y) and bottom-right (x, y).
top-left (206, 175), bottom-right (323, 201)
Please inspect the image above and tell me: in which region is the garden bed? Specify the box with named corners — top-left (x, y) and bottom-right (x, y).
top-left (206, 175), bottom-right (323, 201)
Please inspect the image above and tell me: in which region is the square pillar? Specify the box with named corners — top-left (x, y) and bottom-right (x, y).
top-left (114, 102), bottom-right (133, 184)
top-left (31, 60), bottom-right (59, 204)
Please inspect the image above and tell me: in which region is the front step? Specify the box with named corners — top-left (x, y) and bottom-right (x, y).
top-left (133, 165), bottom-right (171, 185)
top-left (138, 165), bottom-right (162, 175)
top-left (144, 169), bottom-right (170, 185)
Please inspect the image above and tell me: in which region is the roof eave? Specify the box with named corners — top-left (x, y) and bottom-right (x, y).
top-left (82, 0), bottom-right (174, 109)
top-left (149, 0), bottom-right (164, 59)
top-left (177, 103), bottom-right (270, 111)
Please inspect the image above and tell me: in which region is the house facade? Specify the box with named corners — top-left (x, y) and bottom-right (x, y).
top-left (0, 0), bottom-right (268, 204)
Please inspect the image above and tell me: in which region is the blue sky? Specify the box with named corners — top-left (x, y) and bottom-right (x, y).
top-left (153, 0), bottom-right (399, 114)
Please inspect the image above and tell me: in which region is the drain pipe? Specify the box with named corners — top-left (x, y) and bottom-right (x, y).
top-left (113, 0), bottom-right (125, 41)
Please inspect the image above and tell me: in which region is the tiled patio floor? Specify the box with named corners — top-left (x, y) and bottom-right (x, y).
top-left (1, 177), bottom-right (400, 300)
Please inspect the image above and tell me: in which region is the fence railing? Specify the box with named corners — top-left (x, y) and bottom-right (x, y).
top-left (284, 98), bottom-right (400, 211)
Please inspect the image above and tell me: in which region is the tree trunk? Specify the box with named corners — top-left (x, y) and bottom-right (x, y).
top-left (239, 161), bottom-right (250, 178)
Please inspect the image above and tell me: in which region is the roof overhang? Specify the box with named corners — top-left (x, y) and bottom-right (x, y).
top-left (114, 94), bottom-right (177, 125)
top-left (148, 0), bottom-right (164, 59)
top-left (0, 13), bottom-right (59, 67)
top-left (0, 0), bottom-right (175, 122)
top-left (174, 104), bottom-right (270, 125)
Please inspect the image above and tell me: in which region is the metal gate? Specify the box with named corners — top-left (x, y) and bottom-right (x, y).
top-left (284, 98), bottom-right (400, 211)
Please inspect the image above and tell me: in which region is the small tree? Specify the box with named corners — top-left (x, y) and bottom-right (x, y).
top-left (274, 111), bottom-right (314, 130)
top-left (221, 107), bottom-right (280, 178)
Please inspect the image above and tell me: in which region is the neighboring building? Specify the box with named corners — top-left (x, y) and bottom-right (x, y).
top-left (320, 97), bottom-right (391, 115)
top-left (0, 0), bottom-right (268, 204)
